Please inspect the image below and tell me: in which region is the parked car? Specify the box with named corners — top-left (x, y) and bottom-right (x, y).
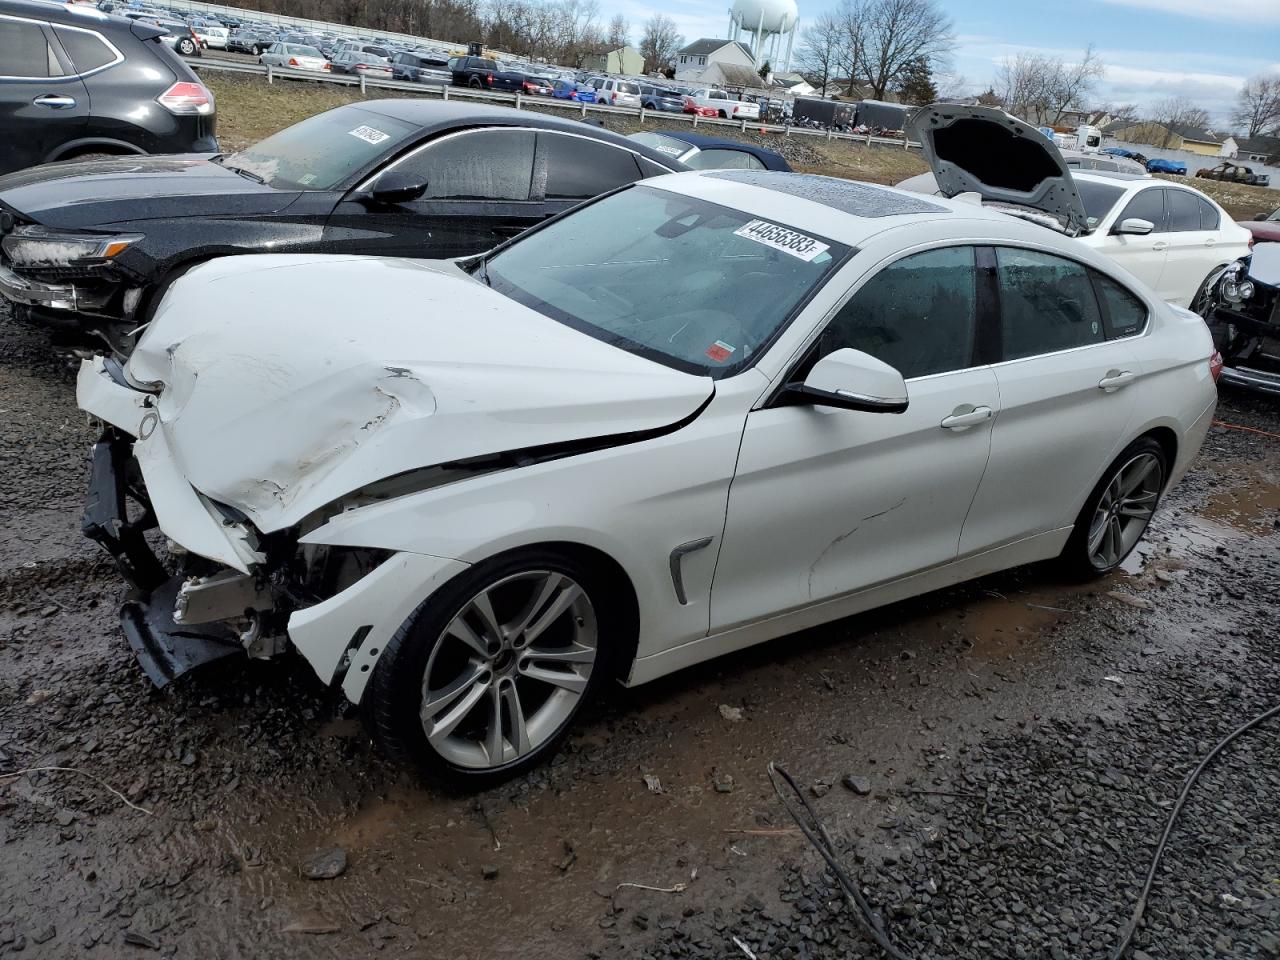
top-left (1062, 150), bottom-right (1147, 175)
top-left (1243, 207), bottom-right (1280, 245)
top-left (638, 83), bottom-right (684, 112)
top-left (551, 79), bottom-right (595, 102)
top-left (75, 165), bottom-right (1218, 784)
top-left (0, 101), bottom-right (681, 341)
top-left (448, 55), bottom-right (522, 91)
top-left (592, 77), bottom-right (642, 108)
top-left (227, 27), bottom-right (278, 55)
top-left (259, 42), bottom-right (328, 72)
top-left (390, 51), bottom-right (451, 84)
top-left (683, 88), bottom-right (760, 120)
top-left (899, 105), bottom-right (1251, 309)
top-left (147, 16), bottom-right (201, 56)
top-left (1195, 162), bottom-right (1270, 187)
top-left (0, 0), bottom-right (216, 177)
top-left (1146, 157), bottom-right (1187, 175)
top-left (628, 131), bottom-right (791, 171)
top-left (328, 50), bottom-right (392, 79)
top-left (187, 18), bottom-right (226, 49)
top-left (1103, 146), bottom-right (1149, 167)
top-left (520, 74), bottom-right (555, 96)
top-left (1197, 242), bottom-right (1280, 392)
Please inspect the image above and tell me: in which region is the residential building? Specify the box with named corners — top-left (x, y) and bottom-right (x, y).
top-left (674, 38), bottom-right (757, 86)
top-left (580, 45), bottom-right (643, 76)
top-left (1107, 121), bottom-right (1224, 156)
top-left (1221, 134), bottom-right (1280, 164)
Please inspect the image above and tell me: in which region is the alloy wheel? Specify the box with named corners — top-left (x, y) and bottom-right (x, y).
top-left (1087, 452), bottom-right (1163, 570)
top-left (419, 570), bottom-right (597, 770)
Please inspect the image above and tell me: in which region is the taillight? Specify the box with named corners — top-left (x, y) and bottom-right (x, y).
top-left (1210, 349), bottom-right (1224, 382)
top-left (523, 80), bottom-right (533, 91)
top-left (486, 73), bottom-right (493, 84)
top-left (157, 81), bottom-right (213, 116)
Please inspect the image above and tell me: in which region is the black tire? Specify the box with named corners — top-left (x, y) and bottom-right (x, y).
top-left (469, 76), bottom-right (483, 89)
top-left (365, 547), bottom-right (626, 787)
top-left (1060, 436), bottom-right (1168, 578)
top-left (718, 109), bottom-right (728, 118)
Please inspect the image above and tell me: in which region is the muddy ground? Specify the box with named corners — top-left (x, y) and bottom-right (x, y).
top-left (1, 302), bottom-right (1278, 960)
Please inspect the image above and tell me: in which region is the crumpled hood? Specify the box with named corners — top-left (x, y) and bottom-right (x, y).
top-left (906, 103), bottom-right (1089, 236)
top-left (0, 156), bottom-right (300, 228)
top-left (127, 255), bottom-right (714, 533)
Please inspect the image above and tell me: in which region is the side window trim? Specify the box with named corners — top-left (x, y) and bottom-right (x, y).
top-left (1088, 268), bottom-right (1151, 340)
top-left (973, 246), bottom-right (1001, 366)
top-left (0, 13), bottom-right (77, 80)
top-left (55, 25), bottom-right (123, 78)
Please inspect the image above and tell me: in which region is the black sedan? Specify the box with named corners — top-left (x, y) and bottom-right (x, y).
top-left (0, 101), bottom-right (683, 345)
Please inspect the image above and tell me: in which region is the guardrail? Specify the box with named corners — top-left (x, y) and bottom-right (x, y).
top-left (188, 57), bottom-right (922, 151)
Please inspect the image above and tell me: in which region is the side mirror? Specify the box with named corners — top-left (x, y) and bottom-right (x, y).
top-left (1113, 217), bottom-right (1154, 236)
top-left (788, 348), bottom-right (909, 414)
top-left (1254, 213), bottom-right (1268, 221)
top-left (357, 170), bottom-right (428, 205)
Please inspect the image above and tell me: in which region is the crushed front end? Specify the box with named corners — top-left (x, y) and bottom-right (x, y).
top-left (1202, 244), bottom-right (1280, 395)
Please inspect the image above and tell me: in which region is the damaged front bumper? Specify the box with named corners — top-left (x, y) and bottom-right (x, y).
top-left (0, 260), bottom-right (115, 313)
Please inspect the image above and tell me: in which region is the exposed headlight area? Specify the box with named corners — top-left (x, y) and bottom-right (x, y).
top-left (0, 226), bottom-right (142, 314)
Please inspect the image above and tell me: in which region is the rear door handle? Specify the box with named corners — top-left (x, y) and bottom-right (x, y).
top-left (940, 405), bottom-right (993, 431)
top-left (33, 94), bottom-right (77, 109)
top-left (1151, 240), bottom-right (1168, 251)
top-left (1098, 369), bottom-right (1136, 392)
top-left (1204, 237), bottom-right (1217, 247)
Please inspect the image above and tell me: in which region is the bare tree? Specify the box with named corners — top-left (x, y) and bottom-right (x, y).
top-left (638, 13), bottom-right (681, 74)
top-left (858, 0), bottom-right (954, 100)
top-left (795, 10), bottom-right (843, 96)
top-left (1232, 75), bottom-right (1280, 138)
top-left (1147, 96), bottom-right (1213, 148)
top-left (996, 46), bottom-right (1104, 125)
top-left (605, 13), bottom-right (629, 49)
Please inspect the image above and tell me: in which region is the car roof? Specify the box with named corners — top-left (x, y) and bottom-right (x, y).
top-left (3, 0), bottom-right (125, 28)
top-left (355, 100), bottom-right (683, 168)
top-left (647, 170), bottom-right (1017, 247)
top-left (658, 131), bottom-right (789, 170)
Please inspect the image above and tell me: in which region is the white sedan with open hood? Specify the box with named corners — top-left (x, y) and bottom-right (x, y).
top-left (78, 169), bottom-right (1218, 784)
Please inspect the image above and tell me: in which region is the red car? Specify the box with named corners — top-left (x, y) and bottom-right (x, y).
top-left (1244, 208), bottom-right (1280, 245)
top-left (682, 96), bottom-right (717, 118)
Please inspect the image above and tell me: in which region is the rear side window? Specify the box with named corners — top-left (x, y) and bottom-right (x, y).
top-left (538, 133), bottom-right (641, 200)
top-left (1166, 190), bottom-right (1203, 232)
top-left (685, 149), bottom-right (766, 171)
top-left (996, 247), bottom-right (1104, 360)
top-left (0, 19), bottom-right (59, 77)
top-left (821, 246), bottom-right (978, 379)
top-left (1117, 189), bottom-right (1165, 231)
top-left (54, 27), bottom-right (117, 74)
top-left (1092, 271), bottom-right (1148, 339)
top-left (408, 129), bottom-right (536, 201)
top-left (1198, 196), bottom-right (1220, 231)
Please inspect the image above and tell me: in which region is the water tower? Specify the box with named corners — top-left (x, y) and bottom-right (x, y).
top-left (728, 0), bottom-right (800, 74)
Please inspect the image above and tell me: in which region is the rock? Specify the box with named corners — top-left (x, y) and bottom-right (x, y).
top-left (810, 780), bottom-right (830, 798)
top-left (712, 772), bottom-right (735, 794)
top-left (28, 926), bottom-right (55, 945)
top-left (1105, 591), bottom-right (1153, 610)
top-left (642, 774), bottom-right (663, 794)
top-left (180, 750), bottom-right (198, 767)
top-left (842, 775), bottom-right (872, 796)
top-left (123, 931), bottom-right (159, 950)
top-left (301, 847), bottom-right (348, 880)
top-left (23, 689), bottom-right (52, 707)
top-left (283, 914), bottom-right (340, 935)
top-left (718, 704), bottom-right (745, 723)
top-left (481, 864), bottom-right (499, 880)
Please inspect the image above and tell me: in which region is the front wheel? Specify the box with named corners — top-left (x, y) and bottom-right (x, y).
top-left (1061, 437), bottom-right (1167, 577)
top-left (366, 549), bottom-right (621, 786)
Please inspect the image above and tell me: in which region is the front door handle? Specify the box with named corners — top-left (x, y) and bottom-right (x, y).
top-left (1151, 240), bottom-right (1168, 251)
top-left (33, 94), bottom-right (77, 109)
top-left (1098, 369), bottom-right (1136, 392)
top-left (1204, 237), bottom-right (1217, 247)
top-left (940, 405), bottom-right (993, 431)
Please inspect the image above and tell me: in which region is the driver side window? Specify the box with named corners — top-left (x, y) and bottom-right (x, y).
top-left (818, 246), bottom-right (978, 380)
top-left (392, 129), bottom-right (536, 201)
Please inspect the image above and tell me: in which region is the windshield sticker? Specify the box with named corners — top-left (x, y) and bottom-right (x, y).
top-left (298, 173), bottom-right (317, 185)
top-left (733, 220), bottom-right (830, 262)
top-left (348, 125), bottom-right (391, 145)
top-left (705, 340), bottom-right (735, 363)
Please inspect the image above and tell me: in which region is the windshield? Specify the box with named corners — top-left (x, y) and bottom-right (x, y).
top-left (1075, 179), bottom-right (1125, 230)
top-left (220, 107), bottom-right (418, 189)
top-left (485, 185), bottom-right (848, 377)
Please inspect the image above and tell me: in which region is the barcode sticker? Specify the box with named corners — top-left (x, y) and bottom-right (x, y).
top-left (733, 220), bottom-right (830, 261)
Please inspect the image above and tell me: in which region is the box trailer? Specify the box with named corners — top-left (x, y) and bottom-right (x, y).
top-left (854, 99), bottom-right (909, 131)
top-left (792, 98), bottom-right (856, 128)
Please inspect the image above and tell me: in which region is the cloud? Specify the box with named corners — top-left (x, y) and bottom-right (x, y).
top-left (1094, 0), bottom-right (1280, 24)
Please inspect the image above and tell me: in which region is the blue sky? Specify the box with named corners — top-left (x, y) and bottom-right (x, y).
top-left (614, 0), bottom-right (1280, 125)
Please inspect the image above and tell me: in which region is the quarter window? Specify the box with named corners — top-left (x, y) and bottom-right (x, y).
top-left (538, 134), bottom-right (642, 200)
top-left (996, 248), bottom-right (1104, 360)
top-left (820, 246), bottom-right (977, 379)
top-left (54, 28), bottom-right (117, 74)
top-left (0, 19), bottom-right (58, 77)
top-left (1197, 196), bottom-right (1220, 231)
top-left (404, 130), bottom-right (536, 201)
top-left (1166, 190), bottom-right (1202, 232)
top-left (1092, 272), bottom-right (1148, 339)
top-left (1116, 189), bottom-right (1165, 231)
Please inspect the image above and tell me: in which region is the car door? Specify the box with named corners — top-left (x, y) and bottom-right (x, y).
top-left (324, 127), bottom-right (540, 259)
top-left (1098, 186), bottom-right (1168, 293)
top-left (1159, 187), bottom-right (1223, 306)
top-left (0, 14), bottom-right (90, 173)
top-left (958, 246), bottom-right (1140, 555)
top-left (710, 246), bottom-right (1000, 632)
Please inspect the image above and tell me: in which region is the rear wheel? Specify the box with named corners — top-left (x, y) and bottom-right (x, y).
top-left (469, 76), bottom-right (483, 89)
top-left (366, 548), bottom-right (621, 786)
top-left (178, 38), bottom-right (196, 55)
top-left (1061, 437), bottom-right (1167, 576)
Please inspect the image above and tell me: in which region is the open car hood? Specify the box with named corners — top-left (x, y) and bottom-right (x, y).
top-left (126, 255), bottom-right (714, 534)
top-left (906, 103), bottom-right (1090, 236)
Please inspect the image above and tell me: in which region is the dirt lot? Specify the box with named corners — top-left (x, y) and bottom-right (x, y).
top-left (1, 285), bottom-right (1279, 960)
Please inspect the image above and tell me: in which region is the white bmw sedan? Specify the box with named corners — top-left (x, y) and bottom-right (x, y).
top-left (77, 169), bottom-right (1219, 784)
